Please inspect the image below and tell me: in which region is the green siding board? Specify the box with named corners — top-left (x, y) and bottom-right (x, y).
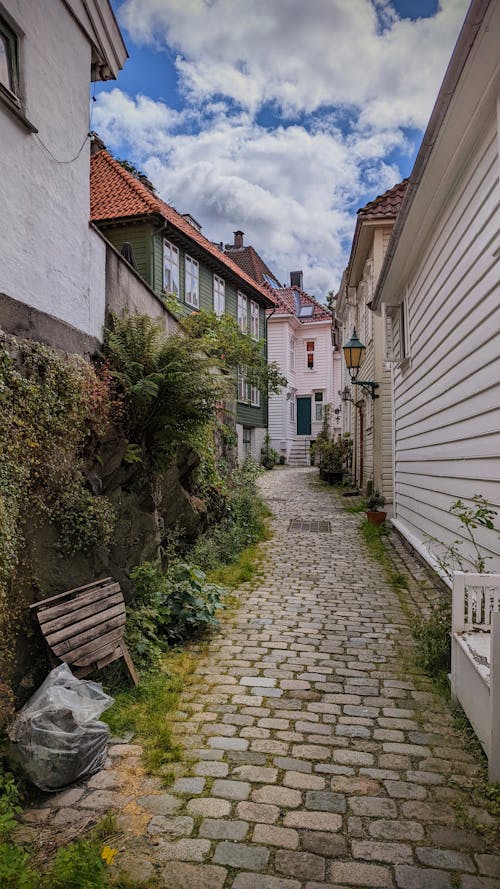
top-left (152, 232), bottom-right (164, 295)
top-left (102, 223), bottom-right (152, 286)
top-left (199, 265), bottom-right (213, 313)
top-left (237, 401), bottom-right (266, 428)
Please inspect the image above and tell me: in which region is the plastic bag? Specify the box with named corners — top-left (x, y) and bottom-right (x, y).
top-left (8, 663), bottom-right (114, 792)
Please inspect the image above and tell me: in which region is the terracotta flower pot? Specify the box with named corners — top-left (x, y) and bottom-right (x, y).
top-left (366, 510), bottom-right (387, 525)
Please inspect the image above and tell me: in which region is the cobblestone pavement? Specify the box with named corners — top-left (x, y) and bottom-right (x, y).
top-left (19, 468), bottom-right (499, 887)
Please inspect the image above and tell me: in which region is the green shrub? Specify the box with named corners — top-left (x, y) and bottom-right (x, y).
top-left (125, 560), bottom-right (226, 669)
top-left (411, 595), bottom-right (452, 682)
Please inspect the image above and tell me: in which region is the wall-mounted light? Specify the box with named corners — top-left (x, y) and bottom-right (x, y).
top-left (342, 328), bottom-right (379, 400)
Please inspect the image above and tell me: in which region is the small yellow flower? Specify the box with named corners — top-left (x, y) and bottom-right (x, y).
top-left (101, 845), bottom-right (118, 866)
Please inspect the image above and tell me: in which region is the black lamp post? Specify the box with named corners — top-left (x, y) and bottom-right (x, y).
top-left (342, 327), bottom-right (379, 400)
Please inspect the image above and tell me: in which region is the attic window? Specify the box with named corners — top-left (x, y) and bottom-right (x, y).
top-left (263, 274), bottom-right (280, 289)
top-left (298, 305), bottom-right (314, 318)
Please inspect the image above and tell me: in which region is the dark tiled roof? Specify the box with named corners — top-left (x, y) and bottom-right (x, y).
top-left (358, 179), bottom-right (408, 219)
top-left (90, 148), bottom-right (275, 304)
top-left (272, 287), bottom-right (332, 324)
top-left (225, 245), bottom-right (282, 288)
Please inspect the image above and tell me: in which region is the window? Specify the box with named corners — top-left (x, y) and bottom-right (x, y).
top-left (185, 255), bottom-right (199, 307)
top-left (250, 300), bottom-right (259, 339)
top-left (238, 292), bottom-right (248, 333)
top-left (163, 239), bottom-right (179, 295)
top-left (289, 336), bottom-right (296, 370)
top-left (306, 340), bottom-right (315, 370)
top-left (251, 385), bottom-right (260, 407)
top-left (289, 396), bottom-right (295, 422)
top-left (213, 274), bottom-right (225, 317)
top-left (242, 426), bottom-right (252, 457)
top-left (314, 391), bottom-right (323, 421)
top-left (237, 367), bottom-right (248, 402)
top-left (0, 17), bottom-right (19, 102)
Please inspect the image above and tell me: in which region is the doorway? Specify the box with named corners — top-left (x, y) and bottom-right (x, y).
top-left (297, 397), bottom-right (312, 435)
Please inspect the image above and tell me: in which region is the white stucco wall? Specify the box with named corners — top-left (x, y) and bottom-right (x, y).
top-left (0, 1), bottom-right (106, 339)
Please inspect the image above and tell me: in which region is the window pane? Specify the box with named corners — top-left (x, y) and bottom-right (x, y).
top-left (306, 341), bottom-right (314, 351)
top-left (0, 33), bottom-right (13, 92)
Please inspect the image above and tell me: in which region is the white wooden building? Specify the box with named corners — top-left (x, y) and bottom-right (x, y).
top-left (335, 182), bottom-right (407, 500)
top-left (267, 276), bottom-right (340, 465)
top-left (372, 0), bottom-right (500, 575)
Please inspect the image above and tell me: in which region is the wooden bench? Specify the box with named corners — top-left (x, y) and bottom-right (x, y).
top-left (30, 577), bottom-right (139, 685)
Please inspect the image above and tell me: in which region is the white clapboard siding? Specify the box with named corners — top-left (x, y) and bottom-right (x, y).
top-left (392, 119), bottom-right (500, 574)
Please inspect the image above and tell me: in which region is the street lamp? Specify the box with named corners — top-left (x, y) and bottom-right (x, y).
top-left (342, 327), bottom-right (379, 400)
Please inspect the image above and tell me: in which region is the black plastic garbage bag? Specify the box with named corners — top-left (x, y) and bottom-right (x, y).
top-left (8, 663), bottom-right (114, 792)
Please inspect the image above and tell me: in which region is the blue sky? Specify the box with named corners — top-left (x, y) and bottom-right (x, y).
top-left (94, 0), bottom-right (468, 297)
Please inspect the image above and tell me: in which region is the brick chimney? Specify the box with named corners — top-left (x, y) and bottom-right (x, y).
top-left (234, 230), bottom-right (244, 248)
top-left (290, 270), bottom-right (303, 289)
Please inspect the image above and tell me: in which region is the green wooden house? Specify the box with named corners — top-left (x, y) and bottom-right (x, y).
top-left (90, 143), bottom-right (276, 460)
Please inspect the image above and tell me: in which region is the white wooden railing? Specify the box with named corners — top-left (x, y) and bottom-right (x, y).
top-left (451, 572), bottom-right (500, 781)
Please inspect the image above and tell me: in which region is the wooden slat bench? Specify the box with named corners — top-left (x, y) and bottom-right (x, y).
top-left (30, 577), bottom-right (138, 685)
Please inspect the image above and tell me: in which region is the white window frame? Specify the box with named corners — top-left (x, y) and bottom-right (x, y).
top-left (185, 254), bottom-right (199, 308)
top-left (250, 385), bottom-right (260, 407)
top-left (289, 336), bottom-right (296, 370)
top-left (238, 292), bottom-right (248, 333)
top-left (213, 274), bottom-right (225, 317)
top-left (163, 239), bottom-right (179, 295)
top-left (250, 300), bottom-right (260, 339)
top-left (314, 391), bottom-right (323, 421)
top-left (237, 367), bottom-right (248, 402)
top-left (305, 339), bottom-right (315, 370)
top-left (289, 396), bottom-right (295, 422)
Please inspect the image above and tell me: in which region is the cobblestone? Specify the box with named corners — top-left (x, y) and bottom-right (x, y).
top-left (24, 469), bottom-right (498, 888)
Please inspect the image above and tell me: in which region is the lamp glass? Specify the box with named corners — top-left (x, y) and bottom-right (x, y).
top-left (343, 327), bottom-right (365, 374)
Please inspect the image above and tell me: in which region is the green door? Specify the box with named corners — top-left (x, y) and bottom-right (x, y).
top-left (297, 397), bottom-right (311, 435)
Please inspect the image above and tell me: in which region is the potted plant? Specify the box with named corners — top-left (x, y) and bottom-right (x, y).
top-left (320, 438), bottom-right (344, 485)
top-left (365, 489), bottom-right (387, 524)
top-left (261, 434), bottom-right (278, 470)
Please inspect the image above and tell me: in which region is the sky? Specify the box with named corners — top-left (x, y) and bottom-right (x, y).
top-left (94, 0), bottom-right (470, 299)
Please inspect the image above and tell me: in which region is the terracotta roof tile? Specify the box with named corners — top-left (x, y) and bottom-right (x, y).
top-left (90, 148), bottom-right (275, 305)
top-left (225, 245), bottom-right (282, 288)
top-left (358, 179), bottom-right (408, 219)
top-left (272, 287), bottom-right (332, 324)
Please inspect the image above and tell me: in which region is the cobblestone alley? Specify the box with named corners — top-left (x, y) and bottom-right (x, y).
top-left (20, 468), bottom-right (499, 888)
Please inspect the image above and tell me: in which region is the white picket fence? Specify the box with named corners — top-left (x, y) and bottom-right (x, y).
top-left (451, 572), bottom-right (500, 781)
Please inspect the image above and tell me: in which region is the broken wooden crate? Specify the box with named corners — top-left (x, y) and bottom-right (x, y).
top-left (31, 577), bottom-right (138, 685)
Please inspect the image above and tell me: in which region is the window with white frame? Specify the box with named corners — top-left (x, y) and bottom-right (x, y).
top-left (289, 396), bottom-right (295, 422)
top-left (306, 340), bottom-right (315, 370)
top-left (213, 274), bottom-right (225, 317)
top-left (250, 385), bottom-right (260, 407)
top-left (250, 300), bottom-right (259, 339)
top-left (237, 367), bottom-right (248, 402)
top-left (237, 292), bottom-right (248, 332)
top-left (314, 391), bottom-right (323, 421)
top-left (289, 336), bottom-right (296, 370)
top-left (184, 255), bottom-right (199, 307)
top-left (163, 239), bottom-right (179, 295)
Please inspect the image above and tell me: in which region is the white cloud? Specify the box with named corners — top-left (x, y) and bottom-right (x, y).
top-left (94, 91), bottom-right (403, 294)
top-left (117, 0), bottom-right (468, 127)
top-left (93, 0), bottom-right (469, 295)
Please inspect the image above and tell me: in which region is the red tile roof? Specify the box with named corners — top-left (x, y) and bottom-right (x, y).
top-left (358, 179), bottom-right (408, 219)
top-left (90, 147), bottom-right (275, 305)
top-left (271, 287), bottom-right (332, 324)
top-left (225, 245), bottom-right (282, 288)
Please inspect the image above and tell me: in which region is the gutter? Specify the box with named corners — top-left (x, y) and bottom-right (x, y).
top-left (371, 0), bottom-right (492, 312)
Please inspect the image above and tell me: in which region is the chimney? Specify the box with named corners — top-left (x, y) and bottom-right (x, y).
top-left (234, 230), bottom-right (244, 248)
top-left (290, 270), bottom-right (303, 289)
